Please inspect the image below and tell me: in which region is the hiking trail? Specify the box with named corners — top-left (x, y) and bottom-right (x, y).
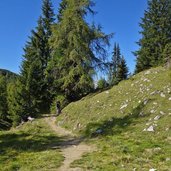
top-left (44, 114), bottom-right (95, 171)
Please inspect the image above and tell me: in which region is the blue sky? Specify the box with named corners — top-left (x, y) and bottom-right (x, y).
top-left (0, 0), bottom-right (147, 74)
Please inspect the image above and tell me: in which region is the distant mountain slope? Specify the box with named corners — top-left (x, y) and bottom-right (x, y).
top-left (57, 67), bottom-right (171, 170)
top-left (0, 69), bottom-right (18, 80)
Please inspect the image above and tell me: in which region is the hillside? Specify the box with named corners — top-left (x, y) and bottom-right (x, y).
top-left (0, 69), bottom-right (18, 82)
top-left (57, 67), bottom-right (171, 170)
top-left (0, 69), bottom-right (18, 130)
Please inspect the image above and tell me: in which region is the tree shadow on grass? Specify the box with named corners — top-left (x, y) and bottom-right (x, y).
top-left (0, 129), bottom-right (83, 155)
top-left (83, 101), bottom-right (151, 137)
top-left (0, 133), bottom-right (61, 153)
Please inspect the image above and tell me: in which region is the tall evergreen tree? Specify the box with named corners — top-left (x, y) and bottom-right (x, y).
top-left (162, 43), bottom-right (171, 68)
top-left (135, 0), bottom-right (171, 73)
top-left (57, 0), bottom-right (68, 22)
top-left (17, 0), bottom-right (55, 116)
top-left (7, 78), bottom-right (27, 126)
top-left (42, 0), bottom-right (55, 65)
top-left (0, 76), bottom-right (8, 120)
top-left (117, 56), bottom-right (129, 82)
top-left (20, 17), bottom-right (50, 115)
top-left (109, 43), bottom-right (122, 85)
top-left (48, 0), bottom-right (110, 101)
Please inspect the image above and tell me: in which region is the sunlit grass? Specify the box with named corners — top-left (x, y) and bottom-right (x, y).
top-left (57, 67), bottom-right (171, 170)
top-left (0, 118), bottom-right (63, 171)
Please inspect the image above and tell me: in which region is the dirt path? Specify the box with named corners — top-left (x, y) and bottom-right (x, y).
top-left (44, 115), bottom-right (95, 171)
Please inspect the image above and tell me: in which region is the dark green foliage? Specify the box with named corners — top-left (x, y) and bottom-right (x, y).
top-left (48, 0), bottom-right (110, 101)
top-left (0, 70), bottom-right (18, 128)
top-left (0, 76), bottom-right (8, 120)
top-left (57, 0), bottom-right (67, 22)
top-left (162, 43), bottom-right (171, 68)
top-left (97, 78), bottom-right (108, 89)
top-left (42, 0), bottom-right (55, 36)
top-left (7, 79), bottom-right (26, 126)
top-left (109, 43), bottom-right (128, 85)
top-left (0, 69), bottom-right (17, 82)
top-left (117, 56), bottom-right (129, 82)
top-left (135, 0), bottom-right (171, 73)
top-left (17, 0), bottom-right (55, 118)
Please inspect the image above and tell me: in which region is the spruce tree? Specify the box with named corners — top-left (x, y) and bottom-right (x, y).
top-left (18, 0), bottom-right (55, 115)
top-left (162, 43), bottom-right (171, 68)
top-left (57, 0), bottom-right (68, 22)
top-left (20, 17), bottom-right (48, 114)
top-left (48, 0), bottom-right (110, 101)
top-left (109, 43), bottom-right (122, 85)
top-left (117, 56), bottom-right (129, 82)
top-left (7, 78), bottom-right (27, 125)
top-left (135, 0), bottom-right (171, 73)
top-left (0, 76), bottom-right (8, 120)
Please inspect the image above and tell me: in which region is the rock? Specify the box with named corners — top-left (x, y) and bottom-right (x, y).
top-left (153, 102), bottom-right (157, 105)
top-left (105, 91), bottom-right (109, 94)
top-left (95, 129), bottom-right (103, 134)
top-left (146, 125), bottom-right (155, 132)
top-left (139, 112), bottom-right (144, 117)
top-left (27, 116), bottom-right (35, 122)
top-left (160, 92), bottom-right (165, 97)
top-left (149, 169), bottom-right (157, 171)
top-left (166, 128), bottom-right (169, 131)
top-left (145, 70), bottom-right (151, 75)
top-left (166, 158), bottom-right (170, 161)
top-left (120, 104), bottom-right (128, 110)
top-left (154, 115), bottom-right (160, 121)
top-left (97, 100), bottom-right (100, 103)
top-left (153, 147), bottom-right (161, 152)
top-left (160, 111), bottom-right (165, 115)
top-left (169, 97), bottom-right (171, 101)
top-left (123, 123), bottom-right (127, 126)
top-left (143, 78), bottom-right (150, 82)
top-left (150, 110), bottom-right (155, 114)
top-left (143, 99), bottom-right (148, 105)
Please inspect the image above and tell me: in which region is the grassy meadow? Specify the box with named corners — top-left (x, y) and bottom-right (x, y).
top-left (57, 67), bottom-right (171, 170)
top-left (0, 117), bottom-right (63, 171)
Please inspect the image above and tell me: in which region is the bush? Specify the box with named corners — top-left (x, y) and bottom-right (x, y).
top-left (97, 78), bottom-right (108, 89)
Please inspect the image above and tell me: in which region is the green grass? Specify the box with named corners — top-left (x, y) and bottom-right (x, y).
top-left (0, 118), bottom-right (63, 171)
top-left (57, 67), bottom-right (171, 170)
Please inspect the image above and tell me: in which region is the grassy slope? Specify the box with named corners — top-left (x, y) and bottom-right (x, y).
top-left (57, 67), bottom-right (171, 170)
top-left (0, 118), bottom-right (63, 171)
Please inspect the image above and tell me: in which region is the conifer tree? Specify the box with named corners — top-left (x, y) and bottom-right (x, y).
top-left (42, 0), bottom-right (55, 65)
top-left (117, 56), bottom-right (129, 82)
top-left (109, 43), bottom-right (122, 85)
top-left (0, 76), bottom-right (8, 120)
top-left (48, 0), bottom-right (110, 101)
top-left (17, 0), bottom-right (55, 115)
top-left (57, 0), bottom-right (68, 22)
top-left (7, 78), bottom-right (27, 125)
top-left (162, 43), bottom-right (171, 68)
top-left (135, 0), bottom-right (171, 73)
top-left (20, 17), bottom-right (48, 114)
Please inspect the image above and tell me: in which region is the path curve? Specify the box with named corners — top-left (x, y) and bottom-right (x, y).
top-left (44, 115), bottom-right (95, 171)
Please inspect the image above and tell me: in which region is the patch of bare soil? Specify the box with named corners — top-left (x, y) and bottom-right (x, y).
top-left (44, 115), bottom-right (95, 171)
